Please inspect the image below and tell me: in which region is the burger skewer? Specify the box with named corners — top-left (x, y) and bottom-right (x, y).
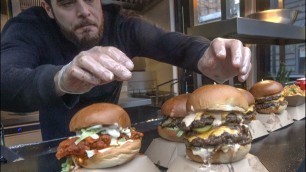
top-left (157, 94), bottom-right (189, 142)
top-left (179, 84), bottom-right (252, 167)
top-left (249, 80), bottom-right (288, 114)
top-left (56, 103), bottom-right (143, 170)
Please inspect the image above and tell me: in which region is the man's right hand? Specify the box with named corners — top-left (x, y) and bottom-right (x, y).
top-left (54, 46), bottom-right (134, 95)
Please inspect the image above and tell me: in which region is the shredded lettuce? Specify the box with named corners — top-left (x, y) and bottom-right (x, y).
top-left (167, 126), bottom-right (179, 131)
top-left (177, 130), bottom-right (184, 137)
top-left (75, 125), bottom-right (103, 145)
top-left (61, 158), bottom-right (72, 172)
top-left (74, 124), bottom-right (130, 145)
top-left (118, 137), bottom-right (127, 145)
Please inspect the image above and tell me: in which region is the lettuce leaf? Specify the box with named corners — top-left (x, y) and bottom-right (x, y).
top-left (61, 158), bottom-right (72, 172)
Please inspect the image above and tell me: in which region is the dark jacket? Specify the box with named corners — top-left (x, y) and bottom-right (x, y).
top-left (1, 5), bottom-right (210, 140)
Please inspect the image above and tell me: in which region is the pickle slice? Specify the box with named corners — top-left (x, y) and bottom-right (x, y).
top-left (193, 125), bottom-right (212, 133)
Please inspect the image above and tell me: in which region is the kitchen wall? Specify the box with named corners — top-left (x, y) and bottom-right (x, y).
top-left (1, 0), bottom-right (9, 31)
top-left (133, 0), bottom-right (174, 93)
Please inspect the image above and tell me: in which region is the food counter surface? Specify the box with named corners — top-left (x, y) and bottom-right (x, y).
top-left (1, 106), bottom-right (305, 172)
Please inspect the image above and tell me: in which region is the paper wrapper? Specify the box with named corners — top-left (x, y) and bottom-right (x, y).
top-left (247, 120), bottom-right (269, 140)
top-left (286, 104), bottom-right (305, 120)
top-left (75, 154), bottom-right (160, 172)
top-left (285, 95), bottom-right (305, 106)
top-left (167, 154), bottom-right (268, 172)
top-left (256, 110), bottom-right (294, 132)
top-left (145, 138), bottom-right (185, 168)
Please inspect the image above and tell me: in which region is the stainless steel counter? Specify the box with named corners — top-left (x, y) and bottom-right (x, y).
top-left (118, 97), bottom-right (152, 108)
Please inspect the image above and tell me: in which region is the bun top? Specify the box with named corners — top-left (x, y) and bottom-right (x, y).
top-left (249, 80), bottom-right (283, 98)
top-left (69, 103), bottom-right (131, 132)
top-left (186, 84), bottom-right (248, 112)
top-left (237, 88), bottom-right (255, 105)
top-left (161, 94), bottom-right (189, 117)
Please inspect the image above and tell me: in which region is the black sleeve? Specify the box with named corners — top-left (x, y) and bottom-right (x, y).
top-left (118, 16), bottom-right (211, 73)
top-left (1, 22), bottom-right (79, 112)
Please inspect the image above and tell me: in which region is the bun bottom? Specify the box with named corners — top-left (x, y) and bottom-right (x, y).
top-left (74, 139), bottom-right (141, 168)
top-left (256, 103), bottom-right (288, 114)
top-left (157, 126), bottom-right (184, 142)
top-left (186, 144), bottom-right (251, 164)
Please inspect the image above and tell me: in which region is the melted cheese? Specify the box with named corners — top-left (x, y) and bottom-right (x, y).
top-left (211, 114), bottom-right (222, 126)
top-left (244, 105), bottom-right (255, 114)
top-left (237, 114), bottom-right (243, 121)
top-left (188, 126), bottom-right (239, 142)
top-left (194, 112), bottom-right (204, 120)
top-left (257, 96), bottom-right (285, 103)
top-left (186, 110), bottom-right (244, 124)
top-left (263, 96), bottom-right (285, 103)
top-left (182, 112), bottom-right (197, 127)
top-left (221, 144), bottom-right (240, 153)
top-left (191, 144), bottom-right (241, 163)
top-left (191, 147), bottom-right (213, 163)
top-left (277, 96), bottom-right (285, 102)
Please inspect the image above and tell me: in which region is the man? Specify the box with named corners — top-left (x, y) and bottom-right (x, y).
top-left (1, 0), bottom-right (251, 140)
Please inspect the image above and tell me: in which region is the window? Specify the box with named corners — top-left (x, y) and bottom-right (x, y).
top-left (193, 0), bottom-right (221, 25)
top-left (270, 0), bottom-right (305, 80)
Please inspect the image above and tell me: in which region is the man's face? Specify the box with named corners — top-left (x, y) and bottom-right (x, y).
top-left (48, 0), bottom-right (104, 49)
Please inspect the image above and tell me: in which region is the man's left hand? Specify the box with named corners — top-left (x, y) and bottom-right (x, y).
top-left (197, 38), bottom-right (251, 83)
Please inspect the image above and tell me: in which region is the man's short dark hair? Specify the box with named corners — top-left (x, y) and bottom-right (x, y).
top-left (44, 0), bottom-right (51, 6)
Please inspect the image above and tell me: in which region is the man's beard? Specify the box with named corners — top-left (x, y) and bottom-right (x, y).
top-left (54, 16), bottom-right (104, 50)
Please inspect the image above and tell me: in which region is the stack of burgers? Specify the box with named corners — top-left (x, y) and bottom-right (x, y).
top-left (158, 94), bottom-right (189, 142)
top-left (180, 84), bottom-right (252, 164)
top-left (56, 103), bottom-right (143, 170)
top-left (249, 80), bottom-right (288, 114)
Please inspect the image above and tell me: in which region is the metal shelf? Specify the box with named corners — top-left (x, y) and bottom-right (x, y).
top-left (187, 17), bottom-right (305, 45)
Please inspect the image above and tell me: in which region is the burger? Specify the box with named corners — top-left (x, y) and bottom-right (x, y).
top-left (158, 94), bottom-right (189, 142)
top-left (56, 103), bottom-right (143, 169)
top-left (181, 84), bottom-right (252, 164)
top-left (237, 88), bottom-right (256, 124)
top-left (249, 80), bottom-right (288, 114)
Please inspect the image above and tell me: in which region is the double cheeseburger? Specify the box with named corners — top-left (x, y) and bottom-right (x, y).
top-left (249, 80), bottom-right (288, 114)
top-left (158, 94), bottom-right (189, 142)
top-left (237, 88), bottom-right (256, 124)
top-left (56, 103), bottom-right (143, 170)
top-left (181, 84), bottom-right (252, 164)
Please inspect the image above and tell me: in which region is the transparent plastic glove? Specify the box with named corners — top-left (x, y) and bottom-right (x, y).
top-left (54, 46), bottom-right (134, 95)
top-left (197, 38), bottom-right (251, 83)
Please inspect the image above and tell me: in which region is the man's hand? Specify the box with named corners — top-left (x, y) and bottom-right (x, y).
top-left (54, 46), bottom-right (134, 95)
top-left (198, 38), bottom-right (251, 83)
